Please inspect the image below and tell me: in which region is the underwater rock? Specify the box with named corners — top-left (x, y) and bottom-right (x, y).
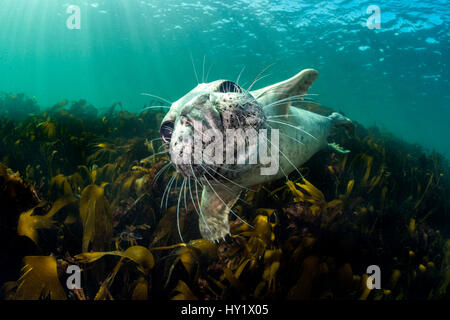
top-left (0, 93), bottom-right (39, 122)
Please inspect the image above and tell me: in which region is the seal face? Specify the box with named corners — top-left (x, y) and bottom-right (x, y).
top-left (160, 80), bottom-right (265, 182)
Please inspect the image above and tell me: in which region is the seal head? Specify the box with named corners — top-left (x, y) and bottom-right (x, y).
top-left (160, 80), bottom-right (265, 181)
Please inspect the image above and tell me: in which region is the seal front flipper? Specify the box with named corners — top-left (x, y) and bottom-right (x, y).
top-left (198, 184), bottom-right (242, 241)
top-left (327, 112), bottom-right (353, 154)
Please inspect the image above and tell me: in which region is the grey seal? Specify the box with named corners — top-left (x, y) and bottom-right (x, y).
top-left (157, 69), bottom-right (352, 241)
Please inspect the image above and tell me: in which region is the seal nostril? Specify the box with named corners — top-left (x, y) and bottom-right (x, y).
top-left (160, 121), bottom-right (174, 143)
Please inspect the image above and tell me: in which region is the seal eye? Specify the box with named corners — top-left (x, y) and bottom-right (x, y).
top-left (218, 81), bottom-right (242, 93)
top-left (160, 121), bottom-right (174, 143)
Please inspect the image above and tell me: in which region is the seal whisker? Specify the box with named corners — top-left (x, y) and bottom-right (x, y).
top-left (200, 164), bottom-right (231, 191)
top-left (158, 143), bottom-right (169, 152)
top-left (264, 99), bottom-right (322, 110)
top-left (205, 64), bottom-right (213, 83)
top-left (247, 63), bottom-right (276, 92)
top-left (152, 150), bottom-right (170, 157)
top-left (267, 119), bottom-right (319, 141)
top-left (193, 177), bottom-right (204, 212)
top-left (202, 55), bottom-right (206, 83)
top-left (142, 106), bottom-right (171, 112)
top-left (210, 165), bottom-right (245, 173)
top-left (266, 123), bottom-right (305, 146)
top-left (153, 162), bottom-right (172, 185)
top-left (266, 92), bottom-right (319, 97)
top-left (201, 165), bottom-right (250, 203)
top-left (187, 177), bottom-right (199, 214)
top-left (148, 137), bottom-right (163, 143)
top-left (268, 113), bottom-right (323, 121)
top-left (265, 94), bottom-right (309, 102)
top-left (160, 174), bottom-right (175, 209)
top-left (236, 66), bottom-right (246, 86)
top-left (176, 178), bottom-right (185, 242)
top-left (264, 98), bottom-right (310, 108)
top-left (267, 115), bottom-right (303, 119)
top-left (190, 53), bottom-right (199, 84)
top-left (262, 94), bottom-right (313, 108)
top-left (203, 164), bottom-right (255, 192)
top-left (166, 174), bottom-right (178, 209)
top-left (160, 174), bottom-right (174, 208)
top-left (189, 163), bottom-right (204, 188)
top-left (262, 100), bottom-right (307, 111)
top-left (183, 177), bottom-right (190, 222)
top-left (247, 73), bottom-right (272, 91)
top-left (140, 93), bottom-right (173, 106)
top-left (260, 131), bottom-right (304, 180)
top-left (164, 175), bottom-right (176, 209)
top-left (258, 91), bottom-right (319, 100)
top-left (201, 165), bottom-right (251, 206)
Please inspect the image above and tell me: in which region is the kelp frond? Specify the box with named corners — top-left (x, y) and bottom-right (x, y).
top-left (16, 256), bottom-right (66, 300)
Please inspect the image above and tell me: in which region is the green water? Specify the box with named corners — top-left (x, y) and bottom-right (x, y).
top-left (0, 0), bottom-right (448, 156)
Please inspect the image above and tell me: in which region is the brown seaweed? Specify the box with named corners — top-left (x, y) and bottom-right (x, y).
top-left (0, 93), bottom-right (449, 300)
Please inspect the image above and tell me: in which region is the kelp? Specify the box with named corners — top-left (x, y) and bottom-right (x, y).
top-left (75, 245), bottom-right (155, 275)
top-left (172, 280), bottom-right (198, 300)
top-left (79, 184), bottom-right (113, 252)
top-left (15, 256), bottom-right (66, 300)
top-left (49, 174), bottom-right (73, 200)
top-left (17, 205), bottom-right (55, 245)
top-left (0, 92), bottom-right (449, 300)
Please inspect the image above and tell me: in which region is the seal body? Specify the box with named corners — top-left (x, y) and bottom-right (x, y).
top-left (159, 69), bottom-right (352, 241)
